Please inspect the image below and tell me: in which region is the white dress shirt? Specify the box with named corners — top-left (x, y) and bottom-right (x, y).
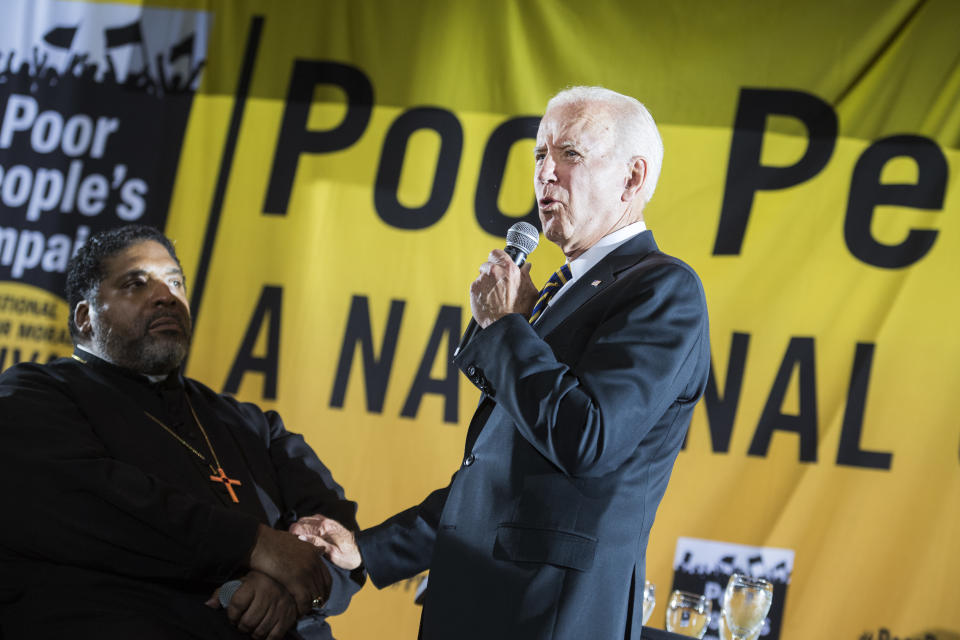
top-left (544, 220), bottom-right (647, 313)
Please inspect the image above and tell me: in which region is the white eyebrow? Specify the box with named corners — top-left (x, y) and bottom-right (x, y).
top-left (534, 139), bottom-right (578, 154)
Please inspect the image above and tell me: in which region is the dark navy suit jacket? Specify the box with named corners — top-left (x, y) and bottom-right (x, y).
top-left (359, 231), bottom-right (710, 639)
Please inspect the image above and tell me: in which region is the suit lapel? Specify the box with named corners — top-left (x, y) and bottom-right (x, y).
top-left (463, 231), bottom-right (660, 455)
top-left (533, 230), bottom-right (659, 339)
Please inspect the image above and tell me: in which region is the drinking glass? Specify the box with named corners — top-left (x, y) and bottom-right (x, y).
top-left (642, 580), bottom-right (655, 624)
top-left (718, 611), bottom-right (762, 640)
top-left (665, 590), bottom-right (711, 638)
top-left (721, 573), bottom-right (773, 640)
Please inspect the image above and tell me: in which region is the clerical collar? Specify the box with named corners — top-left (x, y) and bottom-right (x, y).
top-left (73, 345), bottom-right (183, 388)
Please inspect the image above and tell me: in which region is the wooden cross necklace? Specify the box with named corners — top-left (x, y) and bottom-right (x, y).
top-left (144, 396), bottom-right (243, 503)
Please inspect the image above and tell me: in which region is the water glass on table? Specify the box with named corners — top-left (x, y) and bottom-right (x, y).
top-left (718, 613), bottom-right (762, 640)
top-left (642, 580), bottom-right (655, 624)
top-left (665, 590), bottom-right (711, 638)
top-left (721, 573), bottom-right (773, 640)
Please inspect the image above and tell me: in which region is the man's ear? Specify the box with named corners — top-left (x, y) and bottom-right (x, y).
top-left (622, 156), bottom-right (646, 203)
top-left (74, 301), bottom-right (92, 338)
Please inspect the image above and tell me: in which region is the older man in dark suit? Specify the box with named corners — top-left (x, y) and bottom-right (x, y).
top-left (301, 86), bottom-right (710, 639)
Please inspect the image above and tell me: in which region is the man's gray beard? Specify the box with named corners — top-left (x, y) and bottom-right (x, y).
top-left (94, 327), bottom-right (189, 376)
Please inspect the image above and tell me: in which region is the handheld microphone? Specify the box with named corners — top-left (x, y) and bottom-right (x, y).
top-left (454, 221), bottom-right (540, 357)
top-left (218, 579), bottom-right (243, 608)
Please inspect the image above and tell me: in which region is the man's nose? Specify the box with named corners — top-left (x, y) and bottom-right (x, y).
top-left (148, 279), bottom-right (179, 305)
top-left (537, 155), bottom-right (557, 183)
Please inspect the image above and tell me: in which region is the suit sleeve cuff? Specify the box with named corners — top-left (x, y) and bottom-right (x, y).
top-left (314, 558), bottom-right (364, 616)
top-left (454, 313), bottom-right (534, 396)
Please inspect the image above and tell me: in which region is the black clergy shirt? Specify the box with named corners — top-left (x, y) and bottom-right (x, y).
top-left (0, 349), bottom-right (360, 639)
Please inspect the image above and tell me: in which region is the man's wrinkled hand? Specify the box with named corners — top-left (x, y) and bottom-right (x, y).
top-left (290, 514), bottom-right (363, 571)
top-left (248, 524), bottom-right (332, 616)
top-left (215, 571), bottom-right (297, 640)
top-left (469, 250), bottom-right (538, 328)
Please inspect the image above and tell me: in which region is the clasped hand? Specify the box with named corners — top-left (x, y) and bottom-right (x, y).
top-left (289, 514), bottom-right (362, 571)
top-left (246, 524), bottom-right (332, 617)
top-left (207, 516), bottom-right (360, 639)
top-left (470, 249), bottom-right (539, 328)
top-left (205, 570), bottom-right (297, 640)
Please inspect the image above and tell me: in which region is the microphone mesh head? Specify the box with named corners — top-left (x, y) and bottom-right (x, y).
top-left (505, 221), bottom-right (540, 256)
top-left (218, 579), bottom-right (243, 608)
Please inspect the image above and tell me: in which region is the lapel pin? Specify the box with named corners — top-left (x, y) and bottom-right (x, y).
top-left (591, 280), bottom-right (602, 287)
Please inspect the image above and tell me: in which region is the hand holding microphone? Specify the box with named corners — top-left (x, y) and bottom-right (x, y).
top-left (470, 251), bottom-right (538, 324)
top-left (455, 221), bottom-right (540, 355)
top-left (247, 524), bottom-right (332, 616)
top-left (208, 572), bottom-right (298, 640)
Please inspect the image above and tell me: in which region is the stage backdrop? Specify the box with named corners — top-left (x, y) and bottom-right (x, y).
top-left (1, 1), bottom-right (957, 638)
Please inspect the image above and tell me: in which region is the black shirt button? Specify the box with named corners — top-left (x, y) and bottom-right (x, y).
top-left (463, 454), bottom-right (476, 467)
top-left (466, 365), bottom-right (477, 376)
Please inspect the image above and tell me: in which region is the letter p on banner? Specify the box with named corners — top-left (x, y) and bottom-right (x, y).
top-left (713, 88), bottom-right (838, 256)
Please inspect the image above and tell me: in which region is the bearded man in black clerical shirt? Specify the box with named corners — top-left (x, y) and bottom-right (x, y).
top-left (0, 225), bottom-right (362, 640)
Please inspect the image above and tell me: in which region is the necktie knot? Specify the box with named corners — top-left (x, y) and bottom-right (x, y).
top-left (529, 263), bottom-right (572, 324)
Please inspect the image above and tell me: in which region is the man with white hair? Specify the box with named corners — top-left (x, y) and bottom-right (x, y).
top-left (303, 86), bottom-right (710, 639)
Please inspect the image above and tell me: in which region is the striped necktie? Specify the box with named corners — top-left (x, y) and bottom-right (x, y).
top-left (529, 263), bottom-right (573, 324)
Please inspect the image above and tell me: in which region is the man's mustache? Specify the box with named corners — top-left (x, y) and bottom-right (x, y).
top-left (144, 310), bottom-right (191, 334)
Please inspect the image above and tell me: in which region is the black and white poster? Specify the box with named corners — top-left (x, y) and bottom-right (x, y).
top-left (671, 537), bottom-right (795, 640)
top-left (0, 0), bottom-right (210, 368)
